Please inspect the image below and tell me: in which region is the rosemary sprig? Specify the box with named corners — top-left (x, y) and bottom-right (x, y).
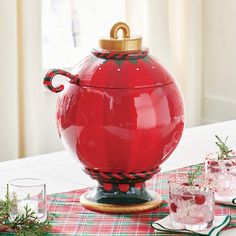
top-left (215, 135), bottom-right (232, 160)
top-left (0, 187), bottom-right (54, 235)
top-left (187, 164), bottom-right (202, 186)
top-left (8, 206), bottom-right (51, 235)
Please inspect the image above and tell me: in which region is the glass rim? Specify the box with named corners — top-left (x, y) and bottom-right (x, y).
top-left (205, 152), bottom-right (236, 160)
top-left (168, 173), bottom-right (213, 191)
top-left (7, 178), bottom-right (46, 188)
top-left (168, 172), bottom-right (189, 183)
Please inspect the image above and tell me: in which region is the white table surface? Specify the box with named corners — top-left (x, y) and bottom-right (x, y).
top-left (1, 120), bottom-right (236, 235)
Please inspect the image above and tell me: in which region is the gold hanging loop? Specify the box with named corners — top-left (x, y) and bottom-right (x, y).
top-left (99, 22), bottom-right (142, 51)
top-left (110, 22), bottom-right (130, 39)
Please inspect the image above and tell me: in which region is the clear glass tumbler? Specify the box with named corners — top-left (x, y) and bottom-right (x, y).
top-left (169, 174), bottom-right (215, 231)
top-left (8, 178), bottom-right (47, 222)
top-left (205, 153), bottom-right (236, 200)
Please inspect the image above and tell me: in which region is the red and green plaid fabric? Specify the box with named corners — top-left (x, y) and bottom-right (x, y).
top-left (47, 164), bottom-right (236, 235)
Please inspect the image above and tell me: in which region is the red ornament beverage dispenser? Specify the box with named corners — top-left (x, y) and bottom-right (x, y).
top-left (43, 22), bottom-right (184, 213)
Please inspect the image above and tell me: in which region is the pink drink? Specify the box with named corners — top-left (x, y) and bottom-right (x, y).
top-left (169, 175), bottom-right (215, 230)
top-left (206, 153), bottom-right (236, 198)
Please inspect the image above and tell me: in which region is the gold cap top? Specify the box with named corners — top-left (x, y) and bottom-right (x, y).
top-left (99, 22), bottom-right (142, 51)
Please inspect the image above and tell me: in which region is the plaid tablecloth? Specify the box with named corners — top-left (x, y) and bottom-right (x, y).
top-left (47, 164), bottom-right (236, 235)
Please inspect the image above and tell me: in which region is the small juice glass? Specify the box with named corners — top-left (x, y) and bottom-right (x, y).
top-left (169, 174), bottom-right (215, 231)
top-left (205, 152), bottom-right (236, 200)
top-left (8, 178), bottom-right (47, 222)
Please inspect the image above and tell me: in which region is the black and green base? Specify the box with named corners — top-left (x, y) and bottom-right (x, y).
top-left (80, 182), bottom-right (162, 213)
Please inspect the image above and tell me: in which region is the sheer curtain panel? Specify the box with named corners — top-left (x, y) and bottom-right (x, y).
top-left (0, 0), bottom-right (19, 161)
top-left (126, 0), bottom-right (203, 127)
top-left (0, 0), bottom-right (57, 161)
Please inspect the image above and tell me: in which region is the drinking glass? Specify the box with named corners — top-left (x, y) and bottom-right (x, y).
top-left (8, 178), bottom-right (47, 222)
top-left (206, 153), bottom-right (236, 200)
top-left (169, 174), bottom-right (215, 231)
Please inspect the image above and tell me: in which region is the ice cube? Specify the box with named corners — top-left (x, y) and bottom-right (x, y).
top-left (215, 173), bottom-right (231, 192)
top-left (189, 204), bottom-right (213, 222)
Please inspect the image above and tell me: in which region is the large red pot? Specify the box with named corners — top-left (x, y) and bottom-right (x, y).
top-left (43, 22), bottom-right (184, 212)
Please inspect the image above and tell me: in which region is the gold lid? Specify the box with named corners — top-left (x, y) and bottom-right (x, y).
top-left (99, 22), bottom-right (142, 51)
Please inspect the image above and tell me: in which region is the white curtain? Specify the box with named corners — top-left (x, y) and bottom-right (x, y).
top-left (126, 0), bottom-right (203, 127)
top-left (0, 0), bottom-right (62, 161)
top-left (17, 0), bottom-right (44, 157)
top-left (0, 0), bottom-right (19, 161)
top-left (0, 0), bottom-right (203, 161)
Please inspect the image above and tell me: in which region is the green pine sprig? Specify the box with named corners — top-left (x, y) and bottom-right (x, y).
top-left (0, 186), bottom-right (54, 235)
top-left (215, 135), bottom-right (232, 160)
top-left (187, 164), bottom-right (202, 186)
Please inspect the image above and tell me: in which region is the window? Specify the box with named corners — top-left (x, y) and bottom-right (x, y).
top-left (42, 0), bottom-right (125, 69)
